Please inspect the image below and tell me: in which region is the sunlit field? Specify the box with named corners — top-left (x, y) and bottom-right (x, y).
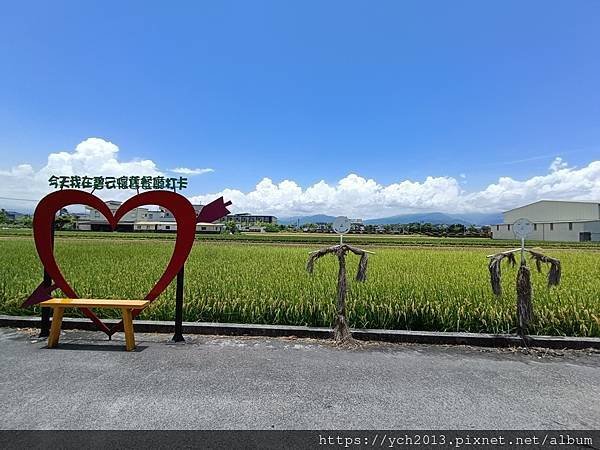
top-left (2, 227), bottom-right (599, 249)
top-left (1, 237), bottom-right (598, 336)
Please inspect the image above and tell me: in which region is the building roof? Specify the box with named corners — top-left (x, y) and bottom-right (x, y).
top-left (134, 221), bottom-right (223, 226)
top-left (228, 213), bottom-right (277, 217)
top-left (492, 219), bottom-right (600, 225)
top-left (503, 199), bottom-right (600, 214)
top-left (134, 221), bottom-right (175, 226)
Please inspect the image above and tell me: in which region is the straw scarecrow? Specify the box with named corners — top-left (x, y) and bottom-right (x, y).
top-left (487, 246), bottom-right (561, 335)
top-left (307, 244), bottom-right (372, 343)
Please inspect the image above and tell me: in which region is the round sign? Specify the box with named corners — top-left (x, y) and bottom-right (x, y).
top-left (332, 216), bottom-right (351, 234)
top-left (513, 218), bottom-right (534, 239)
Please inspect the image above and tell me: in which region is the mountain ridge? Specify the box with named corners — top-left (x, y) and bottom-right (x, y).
top-left (278, 212), bottom-right (502, 226)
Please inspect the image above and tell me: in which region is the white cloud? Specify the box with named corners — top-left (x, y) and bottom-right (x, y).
top-left (190, 160), bottom-right (600, 217)
top-left (169, 167), bottom-right (214, 175)
top-left (0, 138), bottom-right (162, 210)
top-left (187, 174), bottom-right (464, 217)
top-left (1, 138), bottom-right (599, 217)
top-left (549, 156), bottom-right (568, 172)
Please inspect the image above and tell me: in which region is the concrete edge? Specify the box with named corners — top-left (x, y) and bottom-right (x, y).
top-left (1, 314), bottom-right (599, 350)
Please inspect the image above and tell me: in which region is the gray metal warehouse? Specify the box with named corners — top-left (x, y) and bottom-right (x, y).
top-left (492, 200), bottom-right (600, 242)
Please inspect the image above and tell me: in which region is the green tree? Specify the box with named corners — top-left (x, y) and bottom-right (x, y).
top-left (467, 224), bottom-right (478, 234)
top-left (0, 209), bottom-right (9, 224)
top-left (407, 222), bottom-right (421, 233)
top-left (16, 215), bottom-right (33, 228)
top-left (54, 215), bottom-right (74, 230)
top-left (264, 223), bottom-right (280, 232)
top-left (224, 220), bottom-right (238, 234)
top-left (448, 223), bottom-right (466, 234)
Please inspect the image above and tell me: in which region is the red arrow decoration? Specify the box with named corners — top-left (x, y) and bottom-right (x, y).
top-left (22, 281), bottom-right (57, 307)
top-left (197, 196), bottom-right (232, 224)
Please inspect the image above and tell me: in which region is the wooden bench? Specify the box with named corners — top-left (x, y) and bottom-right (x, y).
top-left (40, 298), bottom-right (150, 351)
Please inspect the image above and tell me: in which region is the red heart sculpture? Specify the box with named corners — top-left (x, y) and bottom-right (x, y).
top-left (27, 189), bottom-right (198, 336)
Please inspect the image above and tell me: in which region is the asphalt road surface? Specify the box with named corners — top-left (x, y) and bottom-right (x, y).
top-left (1, 327), bottom-right (598, 430)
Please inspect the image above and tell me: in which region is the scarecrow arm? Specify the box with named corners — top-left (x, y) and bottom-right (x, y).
top-left (344, 245), bottom-right (370, 282)
top-left (487, 252), bottom-right (517, 296)
top-left (344, 244), bottom-right (374, 255)
top-left (487, 248), bottom-right (561, 295)
top-left (307, 244), bottom-right (371, 281)
top-left (527, 250), bottom-right (561, 286)
top-left (486, 248), bottom-right (521, 258)
top-left (306, 246), bottom-right (338, 274)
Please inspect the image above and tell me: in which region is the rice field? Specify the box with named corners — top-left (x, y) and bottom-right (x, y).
top-left (2, 228), bottom-right (600, 249)
top-left (0, 238), bottom-right (599, 336)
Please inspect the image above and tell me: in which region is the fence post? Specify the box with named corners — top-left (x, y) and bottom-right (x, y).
top-left (172, 266), bottom-right (185, 342)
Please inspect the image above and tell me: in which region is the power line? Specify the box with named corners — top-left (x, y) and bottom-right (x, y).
top-left (0, 196), bottom-right (40, 202)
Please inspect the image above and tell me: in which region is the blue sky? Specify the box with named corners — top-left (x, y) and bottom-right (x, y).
top-left (1, 1), bottom-right (599, 217)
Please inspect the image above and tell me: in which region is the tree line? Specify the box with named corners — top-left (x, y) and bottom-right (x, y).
top-left (0, 208), bottom-right (75, 229)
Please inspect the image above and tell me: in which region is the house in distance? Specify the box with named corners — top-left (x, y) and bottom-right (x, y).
top-left (76, 200), bottom-right (224, 233)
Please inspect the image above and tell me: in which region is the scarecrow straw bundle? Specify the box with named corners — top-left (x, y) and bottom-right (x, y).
top-left (307, 244), bottom-right (371, 343)
top-left (516, 262), bottom-right (533, 332)
top-left (487, 247), bottom-right (561, 335)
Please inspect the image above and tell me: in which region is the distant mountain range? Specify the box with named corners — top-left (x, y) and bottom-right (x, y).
top-left (364, 212), bottom-right (503, 226)
top-left (278, 215), bottom-right (338, 226)
top-left (279, 212), bottom-right (502, 227)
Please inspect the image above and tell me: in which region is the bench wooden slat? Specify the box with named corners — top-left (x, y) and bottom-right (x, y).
top-left (40, 298), bottom-right (150, 309)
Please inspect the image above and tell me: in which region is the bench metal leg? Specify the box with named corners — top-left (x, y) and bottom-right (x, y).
top-left (47, 307), bottom-right (64, 348)
top-left (122, 308), bottom-right (136, 351)
top-left (40, 307), bottom-right (51, 338)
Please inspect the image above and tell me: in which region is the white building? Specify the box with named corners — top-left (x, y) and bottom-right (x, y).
top-left (350, 218), bottom-right (365, 233)
top-left (133, 221), bottom-right (222, 233)
top-left (76, 201), bottom-right (224, 233)
top-left (492, 200), bottom-right (600, 242)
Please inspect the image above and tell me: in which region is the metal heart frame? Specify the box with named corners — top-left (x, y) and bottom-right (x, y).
top-left (24, 189), bottom-right (198, 336)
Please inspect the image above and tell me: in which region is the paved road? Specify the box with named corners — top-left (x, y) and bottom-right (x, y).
top-left (1, 327), bottom-right (598, 429)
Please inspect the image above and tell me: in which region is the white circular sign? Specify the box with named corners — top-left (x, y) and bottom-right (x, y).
top-left (332, 216), bottom-right (351, 234)
top-left (513, 218), bottom-right (534, 239)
